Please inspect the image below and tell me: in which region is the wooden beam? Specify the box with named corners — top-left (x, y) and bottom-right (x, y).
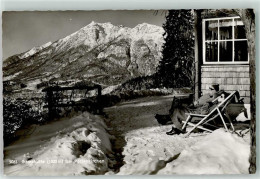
top-left (185, 113), bottom-right (207, 117)
top-left (194, 10), bottom-right (202, 100)
top-left (182, 115), bottom-right (191, 131)
top-left (183, 121), bottom-right (213, 133)
top-left (42, 84), bottom-right (101, 92)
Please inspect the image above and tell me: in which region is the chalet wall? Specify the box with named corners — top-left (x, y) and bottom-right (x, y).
top-left (201, 65), bottom-right (250, 103)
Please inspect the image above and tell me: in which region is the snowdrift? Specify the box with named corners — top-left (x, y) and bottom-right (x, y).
top-left (159, 129), bottom-right (250, 174)
top-left (4, 112), bottom-right (114, 176)
top-left (118, 129), bottom-right (250, 175)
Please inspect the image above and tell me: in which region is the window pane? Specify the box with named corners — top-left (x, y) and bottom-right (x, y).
top-left (235, 41), bottom-right (248, 61)
top-left (205, 20), bottom-right (218, 40)
top-left (219, 41), bottom-right (232, 61)
top-left (219, 19), bottom-right (233, 40)
top-left (206, 42), bottom-right (218, 62)
top-left (234, 19), bottom-right (246, 39)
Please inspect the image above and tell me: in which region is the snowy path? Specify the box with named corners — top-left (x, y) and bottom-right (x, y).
top-left (104, 95), bottom-right (206, 174)
top-left (4, 112), bottom-right (114, 176)
top-left (4, 95), bottom-right (250, 175)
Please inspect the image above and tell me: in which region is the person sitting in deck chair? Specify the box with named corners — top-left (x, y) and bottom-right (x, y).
top-left (155, 84), bottom-right (228, 135)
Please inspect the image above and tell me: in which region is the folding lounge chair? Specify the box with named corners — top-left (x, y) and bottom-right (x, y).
top-left (181, 91), bottom-right (238, 137)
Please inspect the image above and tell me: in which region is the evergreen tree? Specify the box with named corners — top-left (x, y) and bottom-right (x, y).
top-left (157, 10), bottom-right (194, 88)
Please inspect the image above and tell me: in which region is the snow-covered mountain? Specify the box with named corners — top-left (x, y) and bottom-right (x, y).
top-left (3, 22), bottom-right (164, 91)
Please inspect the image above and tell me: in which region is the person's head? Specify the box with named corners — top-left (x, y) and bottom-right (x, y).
top-left (208, 84), bottom-right (219, 97)
top-left (209, 84), bottom-right (219, 91)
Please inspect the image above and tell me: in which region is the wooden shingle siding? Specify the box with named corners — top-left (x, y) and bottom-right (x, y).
top-left (201, 65), bottom-right (250, 103)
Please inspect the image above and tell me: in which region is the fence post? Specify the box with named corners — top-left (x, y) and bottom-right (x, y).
top-left (46, 89), bottom-right (54, 120)
top-left (97, 85), bottom-right (103, 114)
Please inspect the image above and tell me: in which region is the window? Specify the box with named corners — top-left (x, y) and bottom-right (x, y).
top-left (203, 17), bottom-right (248, 64)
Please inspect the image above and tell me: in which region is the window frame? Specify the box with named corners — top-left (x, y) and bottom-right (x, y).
top-left (202, 16), bottom-right (249, 65)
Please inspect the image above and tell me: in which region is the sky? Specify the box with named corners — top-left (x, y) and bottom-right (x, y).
top-left (2, 10), bottom-right (166, 60)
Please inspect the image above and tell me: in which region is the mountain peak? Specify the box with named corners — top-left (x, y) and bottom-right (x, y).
top-left (87, 21), bottom-right (113, 27)
top-left (89, 20), bottom-right (97, 25)
top-left (18, 41), bottom-right (52, 59)
top-left (4, 21), bottom-right (164, 85)
top-left (134, 23), bottom-right (158, 28)
top-left (132, 23), bottom-right (163, 34)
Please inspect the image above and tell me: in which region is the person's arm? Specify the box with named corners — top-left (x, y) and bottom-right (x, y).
top-left (211, 96), bottom-right (221, 103)
top-left (194, 93), bottom-right (212, 107)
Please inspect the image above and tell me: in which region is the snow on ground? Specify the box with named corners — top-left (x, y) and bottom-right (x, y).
top-left (4, 112), bottom-right (115, 176)
top-left (3, 71), bottom-right (22, 81)
top-left (4, 94), bottom-right (251, 176)
top-left (104, 95), bottom-right (206, 175)
top-left (102, 85), bottom-right (120, 95)
top-left (104, 95), bottom-right (250, 175)
top-left (24, 79), bottom-right (41, 91)
top-left (158, 129), bottom-right (250, 174)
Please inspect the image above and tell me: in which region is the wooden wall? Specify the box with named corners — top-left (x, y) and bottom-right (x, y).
top-left (201, 65), bottom-right (250, 103)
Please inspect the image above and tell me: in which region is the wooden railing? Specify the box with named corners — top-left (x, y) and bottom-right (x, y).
top-left (42, 84), bottom-right (102, 119)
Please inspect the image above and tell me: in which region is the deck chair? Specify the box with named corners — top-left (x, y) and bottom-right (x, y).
top-left (181, 91), bottom-right (238, 137)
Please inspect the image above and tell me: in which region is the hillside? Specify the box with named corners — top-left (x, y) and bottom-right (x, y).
top-left (3, 22), bottom-right (164, 96)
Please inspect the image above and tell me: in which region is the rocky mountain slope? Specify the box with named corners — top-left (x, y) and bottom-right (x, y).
top-left (3, 22), bottom-right (164, 93)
